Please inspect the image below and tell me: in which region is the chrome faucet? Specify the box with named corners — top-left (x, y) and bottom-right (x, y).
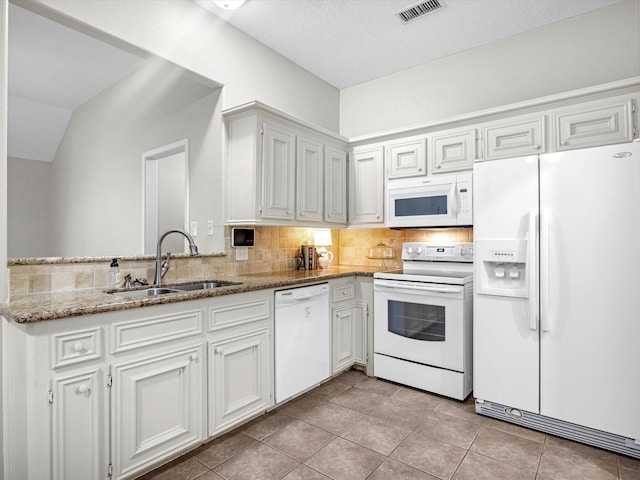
top-left (155, 229), bottom-right (199, 285)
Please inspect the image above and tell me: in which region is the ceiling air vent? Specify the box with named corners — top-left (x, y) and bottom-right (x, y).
top-left (396, 0), bottom-right (444, 24)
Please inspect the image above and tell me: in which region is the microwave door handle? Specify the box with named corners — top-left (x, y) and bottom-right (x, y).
top-left (450, 182), bottom-right (458, 216)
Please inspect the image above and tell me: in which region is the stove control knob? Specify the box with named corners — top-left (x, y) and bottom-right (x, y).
top-left (469, 247), bottom-right (474, 256)
top-left (406, 247), bottom-right (413, 255)
top-left (460, 247), bottom-right (467, 256)
top-left (416, 247), bottom-right (423, 255)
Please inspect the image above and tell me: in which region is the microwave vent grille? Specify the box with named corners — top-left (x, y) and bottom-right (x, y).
top-left (396, 0), bottom-right (444, 23)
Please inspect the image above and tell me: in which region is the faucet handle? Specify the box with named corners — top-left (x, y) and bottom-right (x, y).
top-left (161, 252), bottom-right (171, 278)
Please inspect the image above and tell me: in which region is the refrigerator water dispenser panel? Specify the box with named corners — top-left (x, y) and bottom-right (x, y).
top-left (475, 239), bottom-right (529, 298)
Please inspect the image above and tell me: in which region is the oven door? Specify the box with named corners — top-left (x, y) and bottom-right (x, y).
top-left (374, 279), bottom-right (465, 371)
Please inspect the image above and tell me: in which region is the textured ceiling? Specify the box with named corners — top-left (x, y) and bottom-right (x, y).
top-left (197, 0), bottom-right (622, 89)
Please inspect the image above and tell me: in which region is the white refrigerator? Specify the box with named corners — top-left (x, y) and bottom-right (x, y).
top-left (473, 141), bottom-right (640, 458)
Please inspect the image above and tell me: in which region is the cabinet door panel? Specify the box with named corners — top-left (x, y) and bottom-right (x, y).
top-left (52, 369), bottom-right (106, 480)
top-left (296, 135), bottom-right (324, 222)
top-left (386, 137), bottom-right (426, 179)
top-left (262, 122), bottom-right (295, 220)
top-left (554, 99), bottom-right (634, 151)
top-left (333, 306), bottom-right (355, 373)
top-left (483, 118), bottom-right (545, 160)
top-left (349, 146), bottom-right (384, 224)
top-left (209, 327), bottom-right (271, 435)
top-left (112, 344), bottom-right (204, 479)
top-left (429, 128), bottom-right (476, 173)
top-left (324, 146), bottom-right (347, 224)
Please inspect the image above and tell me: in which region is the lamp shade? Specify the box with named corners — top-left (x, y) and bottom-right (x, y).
top-left (314, 229), bottom-right (332, 247)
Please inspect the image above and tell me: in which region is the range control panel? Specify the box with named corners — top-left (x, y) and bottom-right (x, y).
top-left (402, 242), bottom-right (474, 262)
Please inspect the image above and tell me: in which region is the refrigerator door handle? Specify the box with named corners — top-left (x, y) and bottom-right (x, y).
top-left (540, 209), bottom-right (551, 332)
top-left (528, 210), bottom-right (538, 331)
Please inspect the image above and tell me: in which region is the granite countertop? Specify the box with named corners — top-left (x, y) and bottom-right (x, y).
top-left (0, 266), bottom-right (382, 324)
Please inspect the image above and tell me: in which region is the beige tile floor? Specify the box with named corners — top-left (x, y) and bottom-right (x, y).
top-left (137, 369), bottom-right (640, 480)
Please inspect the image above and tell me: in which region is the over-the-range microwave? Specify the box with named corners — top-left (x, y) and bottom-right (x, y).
top-left (386, 172), bottom-right (472, 228)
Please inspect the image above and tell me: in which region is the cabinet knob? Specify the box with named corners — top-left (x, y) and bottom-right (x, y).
top-left (190, 353), bottom-right (198, 362)
top-left (299, 212), bottom-right (303, 216)
top-left (533, 144), bottom-right (541, 150)
top-left (418, 167), bottom-right (422, 171)
top-left (215, 348), bottom-right (222, 354)
top-left (560, 140), bottom-right (568, 146)
top-left (73, 343), bottom-right (84, 353)
top-left (77, 384), bottom-right (90, 395)
top-left (436, 164), bottom-right (442, 169)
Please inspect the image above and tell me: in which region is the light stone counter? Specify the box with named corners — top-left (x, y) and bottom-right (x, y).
top-left (0, 266), bottom-right (384, 324)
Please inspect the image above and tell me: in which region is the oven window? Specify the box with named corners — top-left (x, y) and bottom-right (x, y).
top-left (387, 300), bottom-right (445, 341)
top-left (394, 195), bottom-right (447, 217)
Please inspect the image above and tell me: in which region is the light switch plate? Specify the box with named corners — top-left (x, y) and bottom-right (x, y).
top-left (207, 221), bottom-right (214, 236)
top-left (235, 247), bottom-right (248, 261)
top-left (190, 221), bottom-right (198, 237)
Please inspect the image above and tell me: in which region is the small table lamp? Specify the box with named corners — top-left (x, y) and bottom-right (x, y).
top-left (314, 229), bottom-right (333, 269)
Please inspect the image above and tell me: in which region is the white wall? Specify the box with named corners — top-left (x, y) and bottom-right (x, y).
top-left (50, 60), bottom-right (222, 257)
top-left (7, 157), bottom-right (51, 257)
top-left (31, 0), bottom-right (340, 132)
top-left (340, 1), bottom-right (640, 138)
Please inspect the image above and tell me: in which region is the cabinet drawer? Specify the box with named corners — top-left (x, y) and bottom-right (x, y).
top-left (110, 310), bottom-right (203, 354)
top-left (331, 282), bottom-right (355, 304)
top-left (554, 98), bottom-right (634, 151)
top-left (51, 327), bottom-right (103, 369)
top-left (208, 298), bottom-right (271, 332)
top-left (483, 117), bottom-right (545, 160)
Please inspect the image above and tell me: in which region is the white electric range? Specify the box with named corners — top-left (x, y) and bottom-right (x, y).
top-left (373, 242), bottom-right (473, 400)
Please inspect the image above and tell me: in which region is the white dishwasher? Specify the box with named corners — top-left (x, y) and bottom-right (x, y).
top-left (275, 283), bottom-right (330, 404)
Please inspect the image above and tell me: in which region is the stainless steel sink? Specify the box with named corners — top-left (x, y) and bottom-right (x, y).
top-left (172, 281), bottom-right (241, 291)
top-left (109, 287), bottom-right (182, 298)
top-left (108, 280), bottom-right (241, 298)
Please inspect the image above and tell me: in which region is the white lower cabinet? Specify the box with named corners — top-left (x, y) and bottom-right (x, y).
top-left (111, 343), bottom-right (205, 480)
top-left (51, 367), bottom-right (108, 480)
top-left (209, 327), bottom-right (271, 435)
top-left (329, 278), bottom-right (368, 374)
top-left (2, 280), bottom-right (376, 480)
top-left (208, 289), bottom-right (273, 436)
top-left (332, 304), bottom-right (366, 373)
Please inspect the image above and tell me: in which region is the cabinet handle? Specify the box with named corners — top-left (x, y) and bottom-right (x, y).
top-left (77, 384), bottom-right (90, 395)
top-left (73, 343), bottom-right (84, 353)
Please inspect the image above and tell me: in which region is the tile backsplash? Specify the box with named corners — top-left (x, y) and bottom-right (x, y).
top-left (8, 226), bottom-right (472, 295)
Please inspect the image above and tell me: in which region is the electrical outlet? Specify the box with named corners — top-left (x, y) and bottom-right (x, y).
top-left (207, 221), bottom-right (214, 236)
top-left (190, 221), bottom-right (198, 237)
top-left (235, 247), bottom-right (249, 261)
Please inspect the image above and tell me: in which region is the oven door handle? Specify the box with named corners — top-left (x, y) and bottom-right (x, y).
top-left (374, 280), bottom-right (462, 294)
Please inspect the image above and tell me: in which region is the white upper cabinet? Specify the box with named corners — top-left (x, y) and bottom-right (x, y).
top-left (224, 102), bottom-right (348, 227)
top-left (262, 121), bottom-right (296, 221)
top-left (428, 127), bottom-right (477, 173)
top-left (349, 145), bottom-right (384, 225)
top-left (385, 135), bottom-right (427, 179)
top-left (481, 116), bottom-right (546, 161)
top-left (324, 146), bottom-right (348, 224)
top-left (296, 134), bottom-right (325, 223)
top-left (552, 97), bottom-right (635, 151)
